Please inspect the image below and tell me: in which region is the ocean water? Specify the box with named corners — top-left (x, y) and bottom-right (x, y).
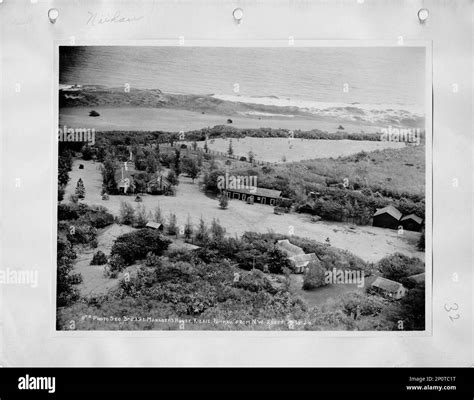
top-left (60, 46), bottom-right (426, 123)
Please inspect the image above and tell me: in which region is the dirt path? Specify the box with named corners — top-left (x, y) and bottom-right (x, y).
top-left (74, 224), bottom-right (136, 297)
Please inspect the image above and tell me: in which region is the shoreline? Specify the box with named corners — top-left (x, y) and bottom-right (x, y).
top-left (59, 106), bottom-right (385, 134)
top-left (59, 86), bottom-right (425, 133)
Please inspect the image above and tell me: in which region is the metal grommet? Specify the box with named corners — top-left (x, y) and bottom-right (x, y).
top-left (48, 8), bottom-right (59, 24)
top-left (417, 8), bottom-right (429, 24)
top-left (233, 8), bottom-right (244, 24)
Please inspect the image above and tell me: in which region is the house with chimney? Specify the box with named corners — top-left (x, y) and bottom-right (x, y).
top-left (115, 161), bottom-right (136, 194)
top-left (146, 174), bottom-right (172, 195)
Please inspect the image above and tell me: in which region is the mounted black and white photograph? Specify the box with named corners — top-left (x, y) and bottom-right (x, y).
top-left (56, 44), bottom-right (430, 331)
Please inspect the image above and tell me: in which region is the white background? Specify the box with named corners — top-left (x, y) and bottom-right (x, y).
top-left (0, 0), bottom-right (472, 366)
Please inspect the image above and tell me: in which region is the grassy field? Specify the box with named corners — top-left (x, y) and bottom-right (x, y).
top-left (63, 159), bottom-right (423, 263)
top-left (295, 144), bottom-right (425, 195)
top-left (188, 137), bottom-right (405, 163)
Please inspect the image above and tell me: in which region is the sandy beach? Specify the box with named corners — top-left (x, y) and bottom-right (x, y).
top-left (59, 106), bottom-right (383, 134)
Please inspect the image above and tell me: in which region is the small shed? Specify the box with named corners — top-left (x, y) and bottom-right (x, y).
top-left (372, 205), bottom-right (402, 230)
top-left (145, 221), bottom-right (164, 231)
top-left (289, 253), bottom-right (318, 274)
top-left (371, 276), bottom-right (407, 299)
top-left (400, 213), bottom-right (423, 232)
top-left (407, 272), bottom-right (425, 284)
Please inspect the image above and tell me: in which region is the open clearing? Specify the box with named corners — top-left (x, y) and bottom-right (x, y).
top-left (189, 137), bottom-right (405, 163)
top-left (64, 160), bottom-right (424, 264)
top-left (289, 274), bottom-right (378, 311)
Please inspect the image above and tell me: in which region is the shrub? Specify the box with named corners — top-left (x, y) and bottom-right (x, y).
top-left (63, 222), bottom-right (97, 246)
top-left (152, 207), bottom-right (164, 224)
top-left (90, 250), bottom-right (108, 265)
top-left (167, 170), bottom-right (179, 186)
top-left (184, 215), bottom-right (193, 241)
top-left (302, 261), bottom-right (327, 290)
top-left (210, 218), bottom-right (226, 241)
top-left (119, 201), bottom-right (135, 225)
top-left (108, 254), bottom-right (126, 276)
top-left (234, 269), bottom-right (278, 294)
top-left (167, 212), bottom-right (178, 236)
top-left (339, 292), bottom-right (386, 317)
top-left (145, 251), bottom-right (163, 268)
top-left (377, 253), bottom-right (424, 282)
top-left (134, 204), bottom-right (149, 228)
top-left (58, 185), bottom-right (66, 202)
top-left (78, 206), bottom-right (114, 228)
top-left (58, 203), bottom-right (80, 221)
top-left (75, 178), bottom-right (86, 199)
top-left (266, 247), bottom-right (292, 274)
top-left (195, 217), bottom-right (209, 245)
top-left (417, 230), bottom-right (425, 251)
top-left (57, 236), bottom-right (81, 307)
top-left (110, 229), bottom-right (171, 265)
top-left (383, 283), bottom-right (425, 330)
top-left (219, 194), bottom-right (229, 209)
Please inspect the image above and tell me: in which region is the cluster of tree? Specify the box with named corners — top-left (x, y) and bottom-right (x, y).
top-left (56, 235), bottom-right (81, 309)
top-left (100, 154), bottom-right (119, 194)
top-left (170, 125), bottom-right (383, 142)
top-left (59, 203), bottom-right (115, 229)
top-left (110, 229), bottom-right (171, 267)
top-left (376, 253), bottom-right (424, 288)
top-left (383, 282), bottom-right (425, 330)
top-left (90, 250), bottom-right (108, 266)
top-left (219, 164), bottom-right (425, 224)
top-left (57, 203), bottom-right (115, 308)
top-left (57, 211), bottom-right (425, 330)
top-left (57, 249), bottom-right (309, 330)
top-left (58, 148), bottom-right (73, 201)
top-left (85, 126), bottom-right (384, 157)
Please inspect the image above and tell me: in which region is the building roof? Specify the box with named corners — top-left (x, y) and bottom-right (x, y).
top-left (168, 242), bottom-right (201, 251)
top-left (373, 205), bottom-right (402, 220)
top-left (408, 272), bottom-right (425, 283)
top-left (147, 174), bottom-right (172, 187)
top-left (400, 213), bottom-right (423, 224)
top-left (275, 239), bottom-right (305, 257)
top-left (289, 253), bottom-right (318, 268)
top-left (225, 187), bottom-right (282, 198)
top-left (371, 276), bottom-right (404, 293)
top-left (146, 221), bottom-right (163, 229)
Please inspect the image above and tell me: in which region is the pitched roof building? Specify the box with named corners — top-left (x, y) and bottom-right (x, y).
top-left (275, 239), bottom-right (318, 273)
top-left (408, 272), bottom-right (425, 284)
top-left (275, 239), bottom-right (305, 257)
top-left (146, 174), bottom-right (172, 194)
top-left (400, 213), bottom-right (423, 232)
top-left (371, 276), bottom-right (407, 299)
top-left (372, 205), bottom-right (403, 230)
top-left (224, 187), bottom-right (282, 206)
top-left (145, 221), bottom-right (164, 230)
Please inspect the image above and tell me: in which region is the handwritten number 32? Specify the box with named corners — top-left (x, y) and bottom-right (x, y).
top-left (444, 303), bottom-right (460, 321)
